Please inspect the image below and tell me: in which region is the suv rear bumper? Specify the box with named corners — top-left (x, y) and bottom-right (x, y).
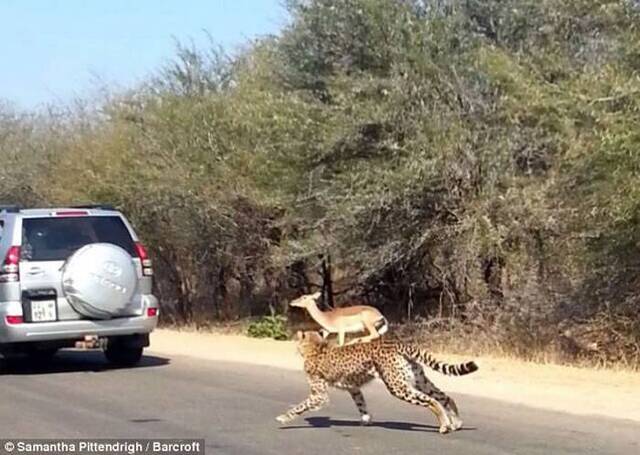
top-left (0, 295), bottom-right (159, 343)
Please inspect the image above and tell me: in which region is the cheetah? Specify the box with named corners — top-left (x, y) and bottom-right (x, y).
top-left (276, 331), bottom-right (478, 434)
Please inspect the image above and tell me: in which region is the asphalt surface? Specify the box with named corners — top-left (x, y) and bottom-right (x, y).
top-left (1, 350), bottom-right (639, 455)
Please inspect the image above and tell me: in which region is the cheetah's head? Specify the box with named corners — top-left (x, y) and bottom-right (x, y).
top-left (295, 330), bottom-right (325, 344)
top-left (294, 330), bottom-right (327, 356)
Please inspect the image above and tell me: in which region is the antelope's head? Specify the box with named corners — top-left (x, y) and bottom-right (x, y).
top-left (289, 291), bottom-right (322, 309)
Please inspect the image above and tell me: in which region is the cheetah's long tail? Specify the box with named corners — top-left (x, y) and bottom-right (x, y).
top-left (400, 344), bottom-right (478, 376)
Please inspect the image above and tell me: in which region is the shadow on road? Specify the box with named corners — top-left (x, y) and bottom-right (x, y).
top-left (0, 350), bottom-right (170, 375)
top-left (282, 416), bottom-right (477, 433)
top-left (129, 418), bottom-right (164, 423)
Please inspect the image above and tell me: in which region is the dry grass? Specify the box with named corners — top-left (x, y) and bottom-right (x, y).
top-left (159, 320), bottom-right (253, 336)
top-left (392, 321), bottom-right (640, 373)
top-left (160, 319), bottom-right (639, 373)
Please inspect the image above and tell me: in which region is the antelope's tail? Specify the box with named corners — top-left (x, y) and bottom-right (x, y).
top-left (376, 317), bottom-right (389, 336)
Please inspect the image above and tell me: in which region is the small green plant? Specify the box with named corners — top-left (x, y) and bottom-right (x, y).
top-left (247, 315), bottom-right (289, 341)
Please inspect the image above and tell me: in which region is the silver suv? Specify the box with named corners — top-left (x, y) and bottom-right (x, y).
top-left (0, 205), bottom-right (158, 366)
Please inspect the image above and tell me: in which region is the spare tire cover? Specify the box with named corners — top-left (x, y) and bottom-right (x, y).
top-left (61, 243), bottom-right (138, 319)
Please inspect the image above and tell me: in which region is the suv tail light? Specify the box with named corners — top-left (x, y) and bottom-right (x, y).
top-left (5, 315), bottom-right (23, 324)
top-left (0, 246), bottom-right (20, 282)
top-left (135, 242), bottom-right (153, 276)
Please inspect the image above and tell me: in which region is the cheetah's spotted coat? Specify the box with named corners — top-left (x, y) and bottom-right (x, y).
top-left (276, 331), bottom-right (478, 434)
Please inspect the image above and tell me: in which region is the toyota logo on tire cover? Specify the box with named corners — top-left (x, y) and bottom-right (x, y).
top-left (103, 261), bottom-right (123, 277)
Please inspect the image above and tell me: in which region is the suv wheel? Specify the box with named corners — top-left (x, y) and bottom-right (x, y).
top-left (26, 348), bottom-right (59, 361)
top-left (104, 345), bottom-right (143, 367)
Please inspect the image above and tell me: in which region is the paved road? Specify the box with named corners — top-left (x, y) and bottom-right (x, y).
top-left (1, 350), bottom-right (638, 455)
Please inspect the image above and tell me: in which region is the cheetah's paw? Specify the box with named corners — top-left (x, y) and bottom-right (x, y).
top-left (276, 414), bottom-right (294, 424)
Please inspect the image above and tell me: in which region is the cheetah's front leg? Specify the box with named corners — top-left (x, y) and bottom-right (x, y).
top-left (348, 388), bottom-right (371, 425)
top-left (276, 378), bottom-right (329, 424)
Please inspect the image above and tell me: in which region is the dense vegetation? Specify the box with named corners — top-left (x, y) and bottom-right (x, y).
top-left (2, 0), bottom-right (640, 365)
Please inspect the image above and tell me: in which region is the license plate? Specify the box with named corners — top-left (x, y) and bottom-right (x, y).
top-left (30, 300), bottom-right (57, 322)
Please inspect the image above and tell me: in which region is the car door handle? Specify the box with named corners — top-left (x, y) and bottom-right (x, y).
top-left (27, 267), bottom-right (45, 275)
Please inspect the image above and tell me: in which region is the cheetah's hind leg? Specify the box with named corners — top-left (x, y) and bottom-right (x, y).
top-left (409, 360), bottom-right (462, 431)
top-left (378, 357), bottom-right (453, 434)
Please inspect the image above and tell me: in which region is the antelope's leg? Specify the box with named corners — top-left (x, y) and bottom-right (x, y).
top-left (345, 319), bottom-right (382, 345)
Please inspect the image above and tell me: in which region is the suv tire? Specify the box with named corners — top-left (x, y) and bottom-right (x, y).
top-left (26, 348), bottom-right (59, 361)
top-left (104, 345), bottom-right (143, 367)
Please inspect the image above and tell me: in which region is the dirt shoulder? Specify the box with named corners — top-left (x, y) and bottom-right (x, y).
top-left (148, 328), bottom-right (640, 423)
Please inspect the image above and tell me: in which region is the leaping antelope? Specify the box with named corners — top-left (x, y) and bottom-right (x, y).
top-left (288, 291), bottom-right (388, 346)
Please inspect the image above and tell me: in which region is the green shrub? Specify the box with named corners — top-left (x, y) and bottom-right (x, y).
top-left (247, 315), bottom-right (289, 341)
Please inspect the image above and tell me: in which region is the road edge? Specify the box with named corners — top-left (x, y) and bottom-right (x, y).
top-left (147, 328), bottom-right (640, 424)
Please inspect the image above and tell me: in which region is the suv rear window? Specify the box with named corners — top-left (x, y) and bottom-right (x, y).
top-left (21, 216), bottom-right (137, 261)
